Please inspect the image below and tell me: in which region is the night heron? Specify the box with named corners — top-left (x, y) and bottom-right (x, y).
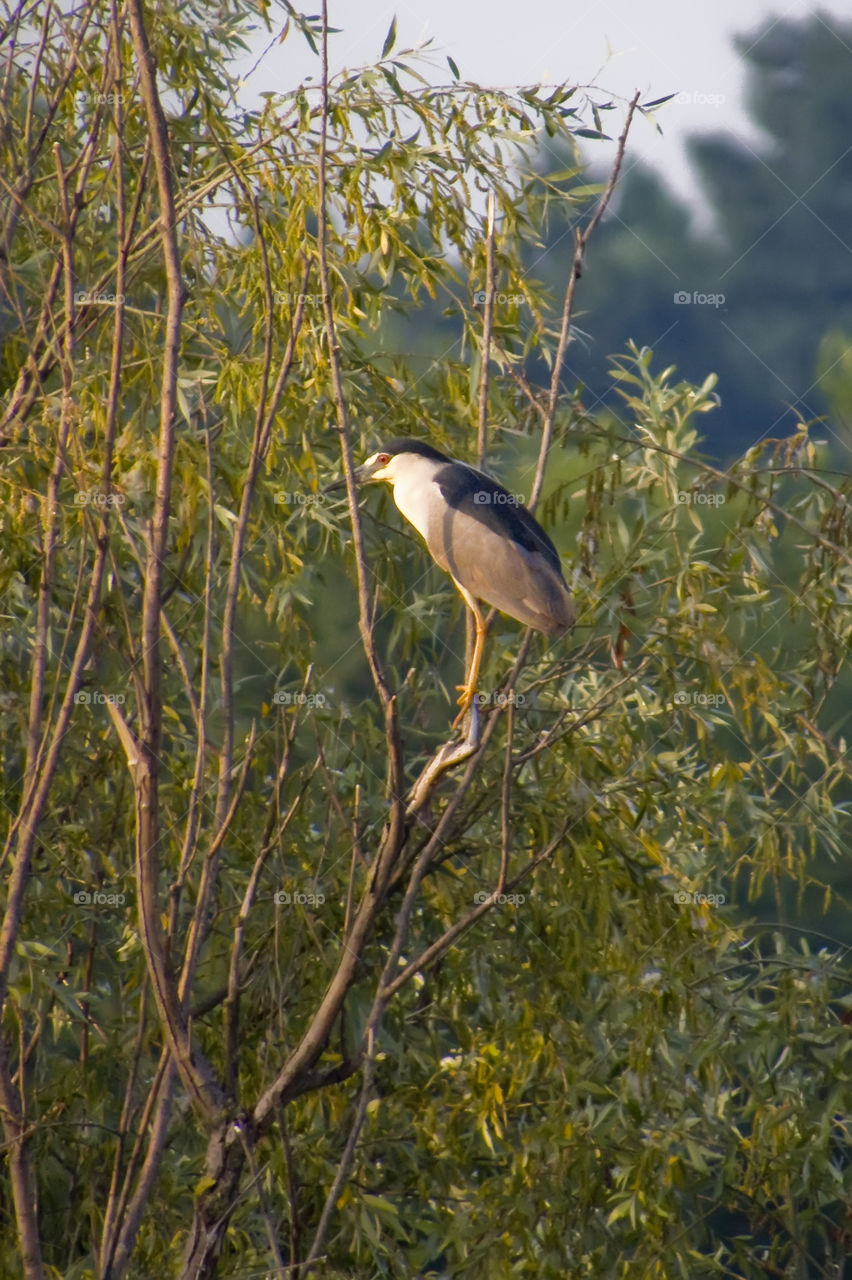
top-left (332, 439), bottom-right (574, 717)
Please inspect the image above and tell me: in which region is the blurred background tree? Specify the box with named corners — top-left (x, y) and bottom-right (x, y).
top-left (532, 13), bottom-right (852, 459)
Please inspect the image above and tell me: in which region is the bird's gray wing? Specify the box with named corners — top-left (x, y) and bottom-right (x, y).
top-left (433, 462), bottom-right (564, 577)
top-left (429, 502), bottom-right (574, 636)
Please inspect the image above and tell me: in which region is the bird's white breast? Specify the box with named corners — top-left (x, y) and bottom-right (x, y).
top-left (387, 455), bottom-right (446, 542)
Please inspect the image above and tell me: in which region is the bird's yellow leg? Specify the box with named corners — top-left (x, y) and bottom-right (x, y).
top-left (453, 611), bottom-right (486, 726)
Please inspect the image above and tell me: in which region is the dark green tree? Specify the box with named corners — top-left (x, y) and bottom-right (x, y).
top-left (533, 14), bottom-right (852, 459)
top-left (690, 13), bottom-right (852, 447)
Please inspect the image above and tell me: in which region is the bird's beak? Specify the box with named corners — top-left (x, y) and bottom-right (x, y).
top-left (323, 457), bottom-right (384, 494)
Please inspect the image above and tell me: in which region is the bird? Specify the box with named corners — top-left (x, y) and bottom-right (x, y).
top-left (330, 438), bottom-right (574, 720)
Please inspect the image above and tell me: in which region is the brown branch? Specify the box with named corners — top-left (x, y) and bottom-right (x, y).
top-left (315, 2), bottom-right (401, 798)
top-left (499, 700), bottom-right (514, 890)
top-left (0, 1037), bottom-right (44, 1279)
top-left (222, 766), bottom-right (317, 1100)
top-left (466, 192), bottom-right (498, 671)
top-left (175, 171), bottom-right (311, 1011)
top-left (528, 91), bottom-right (640, 512)
top-left (105, 1057), bottom-right (179, 1277)
top-left (236, 1128), bottom-right (289, 1278)
top-left (292, 800), bottom-right (569, 1271)
top-left (381, 827), bottom-right (568, 1003)
top-left (22, 144), bottom-right (75, 803)
top-left (163, 424), bottom-right (214, 960)
top-left (476, 190), bottom-right (496, 470)
top-left (126, 0), bottom-right (221, 1119)
top-left (177, 723), bottom-right (257, 1012)
top-left (98, 974), bottom-right (149, 1272)
top-left (251, 818), bottom-right (406, 1128)
top-left (299, 1028), bottom-right (377, 1277)
top-left (278, 1109), bottom-right (303, 1278)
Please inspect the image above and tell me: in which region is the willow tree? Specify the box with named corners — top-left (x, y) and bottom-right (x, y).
top-left (1, 2), bottom-right (850, 1278)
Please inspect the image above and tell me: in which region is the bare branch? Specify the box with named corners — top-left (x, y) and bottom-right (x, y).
top-left (528, 91), bottom-right (640, 512)
top-left (0, 1038), bottom-right (44, 1280)
top-left (381, 828), bottom-right (568, 1003)
top-left (476, 190), bottom-right (497, 470)
top-left (223, 765), bottom-right (317, 1099)
top-left (315, 1), bottom-right (404, 822)
top-left (299, 1027), bottom-right (377, 1277)
top-left (126, 0), bottom-right (221, 1119)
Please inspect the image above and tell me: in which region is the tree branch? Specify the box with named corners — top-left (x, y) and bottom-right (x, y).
top-left (528, 90), bottom-right (640, 511)
top-left (126, 0), bottom-right (221, 1119)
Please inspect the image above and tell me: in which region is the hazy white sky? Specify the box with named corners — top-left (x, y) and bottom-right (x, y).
top-left (237, 1), bottom-right (851, 202)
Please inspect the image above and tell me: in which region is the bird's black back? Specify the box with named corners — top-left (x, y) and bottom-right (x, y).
top-left (376, 439), bottom-right (565, 579)
top-left (434, 461), bottom-right (564, 578)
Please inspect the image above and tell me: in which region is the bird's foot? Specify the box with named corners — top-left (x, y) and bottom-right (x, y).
top-left (452, 684), bottom-right (477, 731)
top-left (451, 695), bottom-right (480, 744)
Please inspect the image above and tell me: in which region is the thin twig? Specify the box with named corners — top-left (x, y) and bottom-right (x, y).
top-left (476, 191), bottom-right (496, 470)
top-left (499, 699), bottom-right (513, 890)
top-left (236, 1129), bottom-right (289, 1278)
top-left (381, 828), bottom-right (568, 1002)
top-left (126, 0), bottom-right (221, 1119)
top-left (528, 90), bottom-right (640, 512)
top-left (299, 1028), bottom-right (377, 1276)
top-left (315, 2), bottom-right (398, 738)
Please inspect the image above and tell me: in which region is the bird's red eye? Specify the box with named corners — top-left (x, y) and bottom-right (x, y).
top-left (378, 454), bottom-right (390, 465)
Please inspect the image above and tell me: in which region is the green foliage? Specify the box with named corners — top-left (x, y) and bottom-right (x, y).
top-left (0, 3), bottom-right (850, 1278)
top-left (816, 330), bottom-right (852, 450)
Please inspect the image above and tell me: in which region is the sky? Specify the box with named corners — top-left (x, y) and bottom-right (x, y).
top-left (236, 0), bottom-right (851, 204)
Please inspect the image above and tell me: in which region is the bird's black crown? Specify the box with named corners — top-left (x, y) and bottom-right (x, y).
top-left (373, 438), bottom-right (450, 463)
